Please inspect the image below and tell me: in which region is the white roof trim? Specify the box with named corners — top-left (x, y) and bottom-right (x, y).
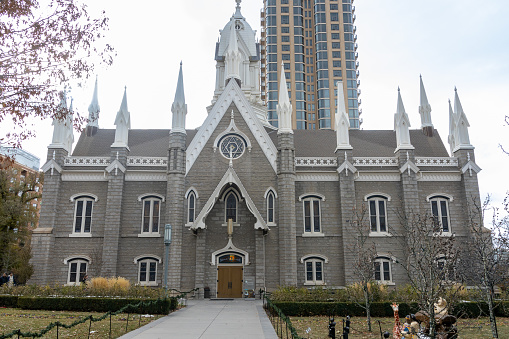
top-left (190, 167), bottom-right (267, 230)
top-left (186, 80), bottom-right (277, 175)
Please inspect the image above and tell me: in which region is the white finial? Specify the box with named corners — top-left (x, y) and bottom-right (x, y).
top-left (171, 62), bottom-right (187, 134)
top-left (52, 151), bottom-right (55, 160)
top-left (236, 0), bottom-right (241, 9)
top-left (447, 99), bottom-right (456, 155)
top-left (225, 17), bottom-right (241, 83)
top-left (231, 109), bottom-right (235, 120)
top-left (116, 151), bottom-right (119, 160)
top-left (344, 151), bottom-right (347, 161)
top-left (87, 76), bottom-right (100, 128)
top-left (419, 75), bottom-right (433, 130)
top-left (335, 81), bottom-right (352, 150)
top-left (394, 88), bottom-right (414, 152)
top-left (111, 87), bottom-right (131, 148)
top-left (467, 152), bottom-right (471, 161)
top-left (277, 63), bottom-right (293, 134)
top-left (452, 87), bottom-right (473, 152)
top-left (50, 90), bottom-right (68, 149)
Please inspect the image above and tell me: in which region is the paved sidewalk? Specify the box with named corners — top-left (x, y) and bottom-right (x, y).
top-left (118, 299), bottom-right (278, 339)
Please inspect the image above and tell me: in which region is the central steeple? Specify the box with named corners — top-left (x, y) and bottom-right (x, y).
top-left (212, 0), bottom-right (263, 109)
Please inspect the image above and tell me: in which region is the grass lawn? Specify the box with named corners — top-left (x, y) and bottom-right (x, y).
top-left (0, 308), bottom-right (162, 338)
top-left (289, 316), bottom-right (509, 338)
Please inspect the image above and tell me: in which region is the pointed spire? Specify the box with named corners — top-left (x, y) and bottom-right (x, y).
top-left (65, 98), bottom-right (74, 154)
top-left (50, 90), bottom-right (68, 148)
top-left (447, 99), bottom-right (456, 155)
top-left (419, 75), bottom-right (433, 136)
top-left (335, 81), bottom-right (352, 150)
top-left (277, 63), bottom-right (292, 134)
top-left (112, 87), bottom-right (131, 148)
top-left (394, 87), bottom-right (414, 152)
top-left (225, 15), bottom-right (241, 84)
top-left (234, 0), bottom-right (244, 19)
top-left (171, 62), bottom-right (187, 135)
top-left (87, 76), bottom-right (100, 128)
top-left (452, 87), bottom-right (473, 152)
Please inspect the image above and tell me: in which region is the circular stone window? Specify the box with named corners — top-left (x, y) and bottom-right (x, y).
top-left (219, 134), bottom-right (246, 159)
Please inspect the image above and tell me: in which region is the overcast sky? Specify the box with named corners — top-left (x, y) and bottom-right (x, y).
top-left (7, 0), bottom-right (509, 209)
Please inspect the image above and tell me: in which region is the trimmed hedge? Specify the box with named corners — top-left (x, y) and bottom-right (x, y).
top-left (0, 296), bottom-right (176, 315)
top-left (273, 301), bottom-right (509, 318)
top-left (0, 295), bottom-right (19, 308)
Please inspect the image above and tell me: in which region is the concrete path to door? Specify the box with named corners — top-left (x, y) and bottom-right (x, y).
top-left (118, 299), bottom-right (278, 339)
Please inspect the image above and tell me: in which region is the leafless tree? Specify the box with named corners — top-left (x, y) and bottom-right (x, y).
top-left (395, 211), bottom-right (460, 338)
top-left (347, 205), bottom-right (379, 332)
top-left (458, 195), bottom-right (509, 338)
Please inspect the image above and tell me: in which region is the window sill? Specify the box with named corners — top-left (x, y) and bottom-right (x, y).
top-left (435, 232), bottom-right (454, 237)
top-left (69, 233), bottom-right (92, 238)
top-left (369, 232), bottom-right (392, 237)
top-left (185, 222), bottom-right (193, 227)
top-left (139, 282), bottom-right (158, 287)
top-left (138, 233), bottom-right (161, 238)
top-left (302, 232), bottom-right (325, 237)
top-left (267, 222), bottom-right (277, 227)
top-left (304, 281), bottom-right (326, 286)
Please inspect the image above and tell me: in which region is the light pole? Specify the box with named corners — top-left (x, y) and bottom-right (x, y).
top-left (164, 224), bottom-right (172, 295)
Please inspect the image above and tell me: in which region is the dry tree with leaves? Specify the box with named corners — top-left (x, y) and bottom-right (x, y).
top-left (0, 0), bottom-right (114, 148)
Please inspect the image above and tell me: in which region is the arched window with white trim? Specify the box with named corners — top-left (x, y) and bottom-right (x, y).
top-left (66, 258), bottom-right (89, 285)
top-left (188, 191), bottom-right (196, 223)
top-left (70, 194), bottom-right (98, 236)
top-left (374, 256), bottom-right (393, 284)
top-left (225, 191), bottom-right (238, 223)
top-left (138, 194), bottom-right (164, 235)
top-left (364, 193), bottom-right (391, 235)
top-left (427, 194), bottom-right (453, 234)
top-left (299, 194), bottom-right (325, 235)
top-left (135, 256), bottom-right (160, 286)
top-left (267, 191), bottom-right (275, 224)
top-left (301, 254), bottom-right (328, 285)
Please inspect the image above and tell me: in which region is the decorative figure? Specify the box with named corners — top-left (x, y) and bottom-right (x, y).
top-left (401, 314), bottom-right (419, 339)
top-left (391, 303), bottom-right (403, 339)
top-left (411, 298), bottom-right (458, 339)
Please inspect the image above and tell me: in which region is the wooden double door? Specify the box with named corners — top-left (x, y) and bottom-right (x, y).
top-left (217, 266), bottom-right (243, 298)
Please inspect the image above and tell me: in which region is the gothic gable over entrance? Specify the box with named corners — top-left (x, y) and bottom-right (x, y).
top-left (190, 166), bottom-right (268, 231)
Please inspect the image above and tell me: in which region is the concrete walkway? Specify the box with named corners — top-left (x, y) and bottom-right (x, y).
top-left (118, 299), bottom-right (278, 339)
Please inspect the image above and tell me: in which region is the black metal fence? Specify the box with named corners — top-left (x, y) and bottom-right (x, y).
top-left (264, 295), bottom-right (301, 339)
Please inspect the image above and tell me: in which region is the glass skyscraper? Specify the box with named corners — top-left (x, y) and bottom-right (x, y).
top-left (261, 0), bottom-right (360, 129)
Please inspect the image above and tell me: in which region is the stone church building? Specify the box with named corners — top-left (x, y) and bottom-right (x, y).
top-left (31, 3), bottom-right (482, 298)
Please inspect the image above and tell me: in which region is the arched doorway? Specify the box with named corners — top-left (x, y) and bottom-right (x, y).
top-left (216, 253), bottom-right (243, 298)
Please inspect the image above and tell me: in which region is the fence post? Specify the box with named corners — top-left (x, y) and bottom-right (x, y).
top-left (109, 313), bottom-right (112, 339)
top-left (56, 323), bottom-right (59, 339)
top-left (88, 317), bottom-right (92, 339)
top-left (126, 313), bottom-right (129, 332)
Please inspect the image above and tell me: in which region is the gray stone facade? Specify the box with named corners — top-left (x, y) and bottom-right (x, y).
top-left (31, 79), bottom-right (482, 298)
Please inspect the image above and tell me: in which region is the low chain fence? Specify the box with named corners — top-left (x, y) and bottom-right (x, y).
top-left (264, 295), bottom-right (301, 339)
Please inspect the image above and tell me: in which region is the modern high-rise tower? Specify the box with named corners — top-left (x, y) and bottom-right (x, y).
top-left (261, 0), bottom-right (360, 129)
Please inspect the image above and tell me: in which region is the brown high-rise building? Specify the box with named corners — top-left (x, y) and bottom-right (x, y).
top-left (261, 0), bottom-right (360, 130)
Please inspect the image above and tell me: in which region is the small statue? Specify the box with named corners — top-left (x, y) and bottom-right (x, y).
top-left (401, 314), bottom-right (419, 339)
